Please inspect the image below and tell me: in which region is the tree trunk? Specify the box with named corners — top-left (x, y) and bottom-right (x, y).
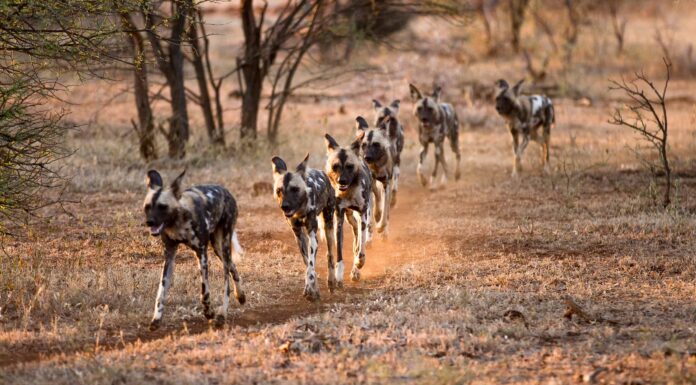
top-left (119, 12), bottom-right (156, 161)
top-left (239, 0), bottom-right (263, 142)
top-left (189, 15), bottom-right (223, 146)
top-left (165, 1), bottom-right (191, 159)
top-left (509, 0), bottom-right (528, 53)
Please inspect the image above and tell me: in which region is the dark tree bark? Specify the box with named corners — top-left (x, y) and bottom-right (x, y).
top-left (119, 11), bottom-right (157, 161)
top-left (142, 0), bottom-right (191, 159)
top-left (267, 3), bottom-right (322, 143)
top-left (239, 0), bottom-right (266, 142)
top-left (509, 0), bottom-right (529, 53)
top-left (188, 11), bottom-right (223, 146)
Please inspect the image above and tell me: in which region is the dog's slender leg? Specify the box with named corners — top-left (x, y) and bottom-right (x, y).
top-left (417, 142), bottom-right (429, 187)
top-left (365, 194), bottom-right (373, 244)
top-left (511, 129), bottom-right (521, 177)
top-left (302, 217), bottom-right (320, 302)
top-left (372, 180), bottom-right (383, 226)
top-left (542, 122), bottom-right (551, 174)
top-left (334, 207), bottom-right (345, 288)
top-left (346, 209), bottom-right (359, 257)
top-left (291, 221), bottom-right (308, 266)
top-left (391, 164), bottom-right (400, 207)
top-left (350, 208), bottom-right (368, 282)
top-left (196, 247), bottom-right (214, 320)
top-left (516, 134), bottom-right (530, 174)
top-left (150, 243), bottom-right (177, 330)
top-left (450, 123), bottom-right (461, 181)
top-left (430, 143), bottom-right (441, 187)
top-left (322, 209), bottom-right (337, 292)
top-left (435, 142), bottom-right (449, 187)
top-left (377, 179), bottom-right (391, 238)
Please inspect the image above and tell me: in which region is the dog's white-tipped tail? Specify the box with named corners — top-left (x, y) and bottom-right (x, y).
top-left (232, 231), bottom-right (244, 264)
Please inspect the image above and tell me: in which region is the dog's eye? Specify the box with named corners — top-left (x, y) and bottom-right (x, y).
top-left (372, 143), bottom-right (380, 148)
top-left (144, 203), bottom-right (151, 211)
top-left (332, 164), bottom-right (340, 172)
top-left (290, 186), bottom-right (300, 194)
top-left (156, 203), bottom-right (168, 211)
top-left (276, 188), bottom-right (283, 196)
top-left (346, 164), bottom-right (354, 171)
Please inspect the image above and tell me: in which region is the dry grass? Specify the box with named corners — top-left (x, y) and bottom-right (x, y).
top-left (3, 2), bottom-right (696, 384)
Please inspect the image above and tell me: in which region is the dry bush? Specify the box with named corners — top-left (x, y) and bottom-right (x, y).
top-left (610, 59), bottom-right (673, 207)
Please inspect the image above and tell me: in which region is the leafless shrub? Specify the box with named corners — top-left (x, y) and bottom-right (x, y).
top-left (609, 58), bottom-right (672, 207)
top-left (0, 83), bottom-right (71, 231)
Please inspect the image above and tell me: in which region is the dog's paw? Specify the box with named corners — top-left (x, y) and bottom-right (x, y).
top-left (327, 275), bottom-right (337, 293)
top-left (418, 173), bottom-right (428, 187)
top-left (390, 193), bottom-right (397, 208)
top-left (203, 309), bottom-right (216, 320)
top-left (149, 318), bottom-right (161, 331)
top-left (236, 290), bottom-right (246, 305)
top-left (302, 284), bottom-right (320, 302)
top-left (214, 314), bottom-right (226, 328)
top-left (354, 254), bottom-right (366, 269)
top-left (455, 170), bottom-right (461, 181)
top-left (350, 266), bottom-right (361, 282)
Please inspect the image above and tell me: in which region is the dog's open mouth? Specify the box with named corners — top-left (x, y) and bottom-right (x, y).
top-left (283, 209), bottom-right (296, 218)
top-left (150, 223), bottom-right (164, 236)
top-left (338, 184), bottom-right (349, 191)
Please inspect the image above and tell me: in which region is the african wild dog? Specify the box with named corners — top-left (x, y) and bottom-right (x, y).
top-left (355, 116), bottom-right (394, 238)
top-left (325, 133), bottom-right (373, 282)
top-left (494, 79), bottom-right (555, 176)
top-left (271, 154), bottom-right (339, 301)
top-left (409, 83), bottom-right (462, 188)
top-left (372, 99), bottom-right (404, 207)
top-left (143, 170), bottom-right (245, 330)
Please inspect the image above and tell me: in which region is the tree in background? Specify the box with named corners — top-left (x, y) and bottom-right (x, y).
top-left (238, 0), bottom-right (469, 144)
top-left (0, 0), bottom-right (119, 230)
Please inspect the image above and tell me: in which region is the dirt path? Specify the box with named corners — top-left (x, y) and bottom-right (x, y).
top-left (1, 180), bottom-right (437, 368)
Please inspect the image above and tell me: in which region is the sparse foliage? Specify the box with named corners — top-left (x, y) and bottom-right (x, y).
top-left (610, 59), bottom-right (672, 207)
top-left (0, 0), bottom-right (119, 228)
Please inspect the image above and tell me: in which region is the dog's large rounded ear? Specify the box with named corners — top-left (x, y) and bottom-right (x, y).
top-left (355, 116), bottom-right (369, 133)
top-left (351, 130), bottom-right (365, 155)
top-left (325, 134), bottom-right (340, 152)
top-left (372, 99), bottom-right (382, 110)
top-left (409, 83), bottom-right (422, 101)
top-left (146, 170), bottom-right (163, 189)
top-left (296, 153), bottom-right (309, 176)
top-left (271, 156), bottom-right (287, 175)
top-left (512, 79), bottom-right (525, 96)
top-left (170, 169), bottom-right (186, 199)
top-left (389, 100), bottom-right (400, 114)
top-left (432, 86), bottom-right (442, 102)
